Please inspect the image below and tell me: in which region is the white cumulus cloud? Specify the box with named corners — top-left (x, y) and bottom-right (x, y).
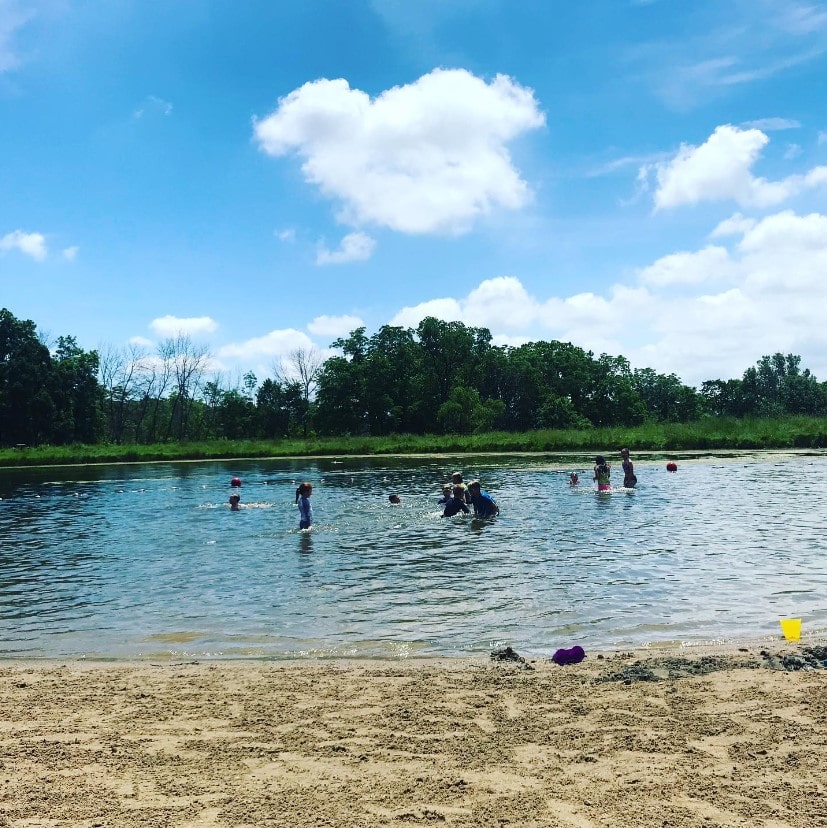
top-left (0, 229), bottom-right (47, 261)
top-left (382, 209), bottom-right (827, 385)
top-left (149, 315), bottom-right (218, 338)
top-left (316, 232), bottom-right (376, 265)
top-left (218, 328), bottom-right (315, 361)
top-left (638, 245), bottom-right (733, 287)
top-left (646, 125), bottom-right (827, 210)
top-left (391, 297), bottom-right (464, 329)
top-left (254, 68), bottom-right (545, 235)
top-left (128, 336), bottom-right (154, 348)
top-left (308, 314), bottom-right (366, 338)
top-left (709, 212), bottom-right (757, 238)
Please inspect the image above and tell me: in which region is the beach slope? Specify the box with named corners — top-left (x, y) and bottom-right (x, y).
top-left (1, 649), bottom-right (825, 827)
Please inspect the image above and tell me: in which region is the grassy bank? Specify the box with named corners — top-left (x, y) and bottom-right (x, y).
top-left (1, 416), bottom-right (826, 467)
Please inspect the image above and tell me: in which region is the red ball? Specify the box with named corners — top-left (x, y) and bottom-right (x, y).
top-left (666, 462), bottom-right (678, 472)
top-left (230, 477), bottom-right (242, 487)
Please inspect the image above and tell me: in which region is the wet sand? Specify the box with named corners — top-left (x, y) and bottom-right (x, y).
top-left (1, 644), bottom-right (825, 827)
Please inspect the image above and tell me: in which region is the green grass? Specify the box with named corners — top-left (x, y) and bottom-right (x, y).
top-left (1, 416), bottom-right (826, 467)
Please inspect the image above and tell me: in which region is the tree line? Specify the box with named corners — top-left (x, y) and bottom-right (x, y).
top-left (1, 307), bottom-right (826, 447)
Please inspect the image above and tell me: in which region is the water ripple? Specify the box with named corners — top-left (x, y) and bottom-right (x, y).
top-left (1, 453), bottom-right (825, 658)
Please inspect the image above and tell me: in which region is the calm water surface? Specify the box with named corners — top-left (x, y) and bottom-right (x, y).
top-left (0, 452), bottom-right (825, 660)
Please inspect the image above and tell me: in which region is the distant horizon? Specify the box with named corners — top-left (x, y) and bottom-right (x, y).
top-left (2, 0), bottom-right (827, 387)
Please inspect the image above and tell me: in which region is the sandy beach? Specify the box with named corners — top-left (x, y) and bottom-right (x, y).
top-left (1, 645), bottom-right (825, 828)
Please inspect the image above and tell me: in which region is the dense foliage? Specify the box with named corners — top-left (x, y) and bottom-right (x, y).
top-left (1, 307), bottom-right (826, 447)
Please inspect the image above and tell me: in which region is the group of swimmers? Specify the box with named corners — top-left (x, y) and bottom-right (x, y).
top-left (437, 470), bottom-right (500, 519)
top-left (230, 469), bottom-right (500, 530)
top-left (230, 452), bottom-right (635, 529)
top-left (384, 471), bottom-right (500, 520)
top-left (569, 448), bottom-right (637, 491)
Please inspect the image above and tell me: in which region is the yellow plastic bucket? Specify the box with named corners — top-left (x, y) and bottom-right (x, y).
top-left (779, 618), bottom-right (802, 642)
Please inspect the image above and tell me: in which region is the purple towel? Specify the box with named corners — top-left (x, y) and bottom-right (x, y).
top-left (552, 645), bottom-right (585, 665)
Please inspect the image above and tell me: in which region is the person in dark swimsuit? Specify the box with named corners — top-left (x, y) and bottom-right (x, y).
top-left (442, 485), bottom-right (471, 517)
top-left (620, 447), bottom-right (637, 488)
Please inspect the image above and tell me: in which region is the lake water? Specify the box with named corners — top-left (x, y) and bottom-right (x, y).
top-left (0, 452), bottom-right (825, 660)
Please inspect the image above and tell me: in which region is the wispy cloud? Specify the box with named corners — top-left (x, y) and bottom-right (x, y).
top-left (133, 95), bottom-right (173, 120)
top-left (741, 117), bottom-right (801, 131)
top-left (62, 245), bottom-right (78, 261)
top-left (316, 232), bottom-right (376, 265)
top-left (0, 1), bottom-right (33, 74)
top-left (586, 151), bottom-right (671, 178)
top-left (629, 1), bottom-right (827, 108)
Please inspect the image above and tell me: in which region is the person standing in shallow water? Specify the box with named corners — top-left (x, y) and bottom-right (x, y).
top-left (297, 482), bottom-right (313, 530)
top-left (620, 447), bottom-right (637, 488)
top-left (594, 456), bottom-right (611, 491)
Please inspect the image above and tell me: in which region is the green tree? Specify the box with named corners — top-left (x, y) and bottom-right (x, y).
top-left (0, 309), bottom-right (55, 446)
top-left (700, 378), bottom-right (747, 417)
top-left (50, 335), bottom-right (103, 443)
top-left (632, 368), bottom-right (702, 422)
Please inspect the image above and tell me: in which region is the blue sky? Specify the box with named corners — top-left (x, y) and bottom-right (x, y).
top-left (2, 0), bottom-right (827, 387)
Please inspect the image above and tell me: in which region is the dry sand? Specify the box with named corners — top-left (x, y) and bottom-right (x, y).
top-left (1, 645), bottom-right (826, 828)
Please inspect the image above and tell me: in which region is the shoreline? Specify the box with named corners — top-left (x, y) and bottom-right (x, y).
top-left (2, 445), bottom-right (825, 473)
top-left (3, 643), bottom-right (825, 826)
top-left (4, 628), bottom-right (826, 665)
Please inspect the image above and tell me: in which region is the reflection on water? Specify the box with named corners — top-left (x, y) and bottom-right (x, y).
top-left (0, 453), bottom-right (825, 659)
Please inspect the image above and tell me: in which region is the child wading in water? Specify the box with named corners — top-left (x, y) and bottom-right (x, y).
top-left (297, 482), bottom-right (313, 529)
top-left (594, 456), bottom-right (611, 491)
top-left (442, 485), bottom-right (470, 518)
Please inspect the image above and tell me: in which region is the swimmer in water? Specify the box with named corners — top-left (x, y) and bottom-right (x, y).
top-left (450, 471), bottom-right (472, 504)
top-left (569, 472), bottom-right (579, 486)
top-left (442, 485), bottom-right (470, 518)
top-left (229, 493), bottom-right (241, 511)
top-left (594, 456), bottom-right (611, 491)
top-left (467, 480), bottom-right (499, 518)
top-left (388, 493), bottom-right (401, 504)
top-left (620, 447), bottom-right (637, 488)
